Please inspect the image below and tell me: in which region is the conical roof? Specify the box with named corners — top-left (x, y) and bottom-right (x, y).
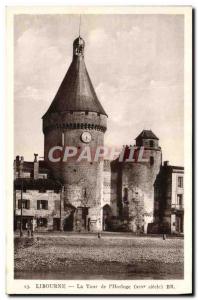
top-left (43, 36), bottom-right (107, 117)
top-left (135, 130), bottom-right (159, 140)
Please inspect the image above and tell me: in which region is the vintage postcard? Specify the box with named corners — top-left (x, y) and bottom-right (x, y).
top-left (6, 6), bottom-right (192, 295)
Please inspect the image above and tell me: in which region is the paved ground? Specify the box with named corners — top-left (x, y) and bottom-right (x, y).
top-left (14, 234), bottom-right (184, 280)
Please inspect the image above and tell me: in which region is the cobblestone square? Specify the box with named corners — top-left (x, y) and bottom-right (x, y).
top-left (14, 234), bottom-right (184, 280)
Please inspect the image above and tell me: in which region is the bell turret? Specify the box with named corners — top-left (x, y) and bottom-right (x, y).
top-left (73, 36), bottom-right (85, 58)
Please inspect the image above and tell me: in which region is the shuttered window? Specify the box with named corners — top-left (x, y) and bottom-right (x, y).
top-left (18, 200), bottom-right (30, 209)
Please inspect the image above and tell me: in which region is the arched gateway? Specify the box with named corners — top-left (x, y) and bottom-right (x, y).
top-left (102, 204), bottom-right (112, 231)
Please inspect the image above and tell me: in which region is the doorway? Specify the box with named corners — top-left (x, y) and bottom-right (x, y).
top-left (16, 216), bottom-right (33, 230)
top-left (176, 214), bottom-right (183, 233)
top-left (53, 218), bottom-right (60, 231)
top-left (63, 212), bottom-right (74, 231)
top-left (103, 205), bottom-right (112, 231)
top-left (74, 207), bottom-right (89, 231)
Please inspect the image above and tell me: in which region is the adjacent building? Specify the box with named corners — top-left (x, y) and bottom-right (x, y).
top-left (152, 161), bottom-right (184, 234)
top-left (14, 155), bottom-right (63, 231)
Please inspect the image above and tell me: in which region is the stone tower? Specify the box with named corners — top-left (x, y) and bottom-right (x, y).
top-left (42, 36), bottom-right (108, 232)
top-left (119, 130), bottom-right (162, 233)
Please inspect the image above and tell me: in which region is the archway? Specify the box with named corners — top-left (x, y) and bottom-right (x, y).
top-left (63, 210), bottom-right (75, 231)
top-left (102, 204), bottom-right (112, 231)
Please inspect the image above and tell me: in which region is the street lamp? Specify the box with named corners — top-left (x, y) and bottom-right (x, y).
top-left (20, 177), bottom-right (23, 237)
top-left (58, 182), bottom-right (64, 232)
top-left (17, 156), bottom-right (24, 237)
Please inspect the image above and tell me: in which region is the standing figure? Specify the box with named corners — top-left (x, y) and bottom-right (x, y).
top-left (26, 221), bottom-right (31, 237)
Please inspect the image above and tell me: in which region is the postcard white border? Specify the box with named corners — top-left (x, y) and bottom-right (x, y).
top-left (6, 5), bottom-right (192, 295)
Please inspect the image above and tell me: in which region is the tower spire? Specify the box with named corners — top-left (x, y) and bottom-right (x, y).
top-left (79, 15), bottom-right (81, 37)
top-left (43, 33), bottom-right (107, 117)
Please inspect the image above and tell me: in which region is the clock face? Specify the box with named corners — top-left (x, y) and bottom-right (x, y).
top-left (81, 131), bottom-right (92, 143)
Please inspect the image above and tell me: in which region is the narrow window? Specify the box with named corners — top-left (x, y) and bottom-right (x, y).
top-left (18, 200), bottom-right (30, 209)
top-left (123, 188), bottom-right (128, 205)
top-left (150, 156), bottom-right (154, 166)
top-left (176, 194), bottom-right (183, 206)
top-left (178, 176), bottom-right (183, 188)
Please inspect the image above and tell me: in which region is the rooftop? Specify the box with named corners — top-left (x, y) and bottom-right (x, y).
top-left (135, 130), bottom-right (159, 140)
top-left (14, 178), bottom-right (62, 190)
top-left (43, 36), bottom-right (107, 118)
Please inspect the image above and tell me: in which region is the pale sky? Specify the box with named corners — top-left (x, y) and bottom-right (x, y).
top-left (14, 14), bottom-right (184, 166)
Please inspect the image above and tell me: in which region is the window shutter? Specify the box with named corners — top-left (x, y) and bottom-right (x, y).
top-left (18, 200), bottom-right (21, 209)
top-left (37, 200), bottom-right (40, 210)
top-left (27, 200), bottom-right (30, 209)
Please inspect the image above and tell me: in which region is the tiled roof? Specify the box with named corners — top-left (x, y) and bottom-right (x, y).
top-left (14, 178), bottom-right (62, 190)
top-left (43, 36), bottom-right (107, 117)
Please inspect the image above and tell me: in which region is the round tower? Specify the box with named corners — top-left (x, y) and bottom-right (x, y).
top-left (42, 36), bottom-right (108, 232)
top-left (120, 130), bottom-right (162, 233)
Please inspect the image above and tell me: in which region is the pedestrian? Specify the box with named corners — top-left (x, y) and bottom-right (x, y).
top-left (26, 221), bottom-right (31, 237)
top-left (30, 219), bottom-right (34, 237)
top-left (33, 217), bottom-right (37, 233)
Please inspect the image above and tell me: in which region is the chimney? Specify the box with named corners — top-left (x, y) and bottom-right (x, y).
top-left (14, 156), bottom-right (20, 179)
top-left (164, 161), bottom-right (169, 167)
top-left (33, 154), bottom-right (39, 179)
top-left (18, 156), bottom-right (24, 178)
